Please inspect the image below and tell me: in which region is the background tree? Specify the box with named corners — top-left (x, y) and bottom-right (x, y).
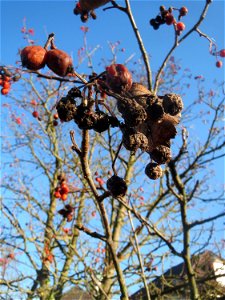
top-left (1, 1), bottom-right (225, 300)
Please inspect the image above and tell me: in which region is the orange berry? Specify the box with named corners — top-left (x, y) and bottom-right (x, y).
top-left (176, 22), bottom-right (185, 31)
top-left (53, 113), bottom-right (59, 119)
top-left (54, 191), bottom-right (61, 198)
top-left (3, 76), bottom-right (11, 82)
top-left (1, 88), bottom-right (9, 95)
top-left (61, 184), bottom-right (69, 194)
top-left (61, 193), bottom-right (68, 201)
top-left (3, 81), bottom-right (11, 89)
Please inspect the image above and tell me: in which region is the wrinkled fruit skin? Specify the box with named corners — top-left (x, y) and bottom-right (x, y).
top-left (93, 111), bottom-right (119, 133)
top-left (163, 93), bottom-right (183, 116)
top-left (106, 64), bottom-right (132, 93)
top-left (106, 175), bottom-right (127, 197)
top-left (145, 163), bottom-right (163, 180)
top-left (56, 97), bottom-right (77, 122)
top-left (21, 46), bottom-right (47, 70)
top-left (150, 145), bottom-right (172, 164)
top-left (74, 104), bottom-right (98, 130)
top-left (122, 127), bottom-right (149, 152)
top-left (46, 49), bottom-right (73, 77)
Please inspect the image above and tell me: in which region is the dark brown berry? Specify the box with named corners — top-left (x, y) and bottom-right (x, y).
top-left (122, 127), bottom-right (149, 152)
top-left (106, 175), bottom-right (127, 197)
top-left (147, 101), bottom-right (164, 121)
top-left (145, 163), bottom-right (163, 180)
top-left (74, 104), bottom-right (98, 130)
top-left (150, 145), bottom-right (172, 164)
top-left (93, 111), bottom-right (119, 133)
top-left (67, 87), bottom-right (82, 99)
top-left (117, 98), bottom-right (147, 127)
top-left (56, 97), bottom-right (77, 122)
top-left (46, 49), bottom-right (73, 77)
top-left (163, 93), bottom-right (183, 116)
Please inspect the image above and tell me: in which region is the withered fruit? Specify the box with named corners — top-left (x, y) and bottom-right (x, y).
top-left (67, 87), bottom-right (82, 99)
top-left (106, 175), bottom-right (127, 197)
top-left (163, 93), bottom-right (183, 116)
top-left (105, 64), bottom-right (132, 93)
top-left (117, 98), bottom-right (147, 127)
top-left (46, 49), bottom-right (73, 77)
top-left (127, 82), bottom-right (152, 108)
top-left (147, 101), bottom-right (164, 121)
top-left (122, 127), bottom-right (149, 152)
top-left (93, 111), bottom-right (119, 133)
top-left (79, 0), bottom-right (110, 11)
top-left (145, 162), bottom-right (163, 180)
top-left (74, 104), bottom-right (98, 130)
top-left (150, 145), bottom-right (172, 164)
top-left (56, 97), bottom-right (77, 122)
top-left (20, 45), bottom-right (47, 71)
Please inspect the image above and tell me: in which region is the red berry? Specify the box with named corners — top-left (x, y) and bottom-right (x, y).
top-left (176, 22), bottom-right (185, 31)
top-left (20, 45), bottom-right (47, 71)
top-left (0, 79), bottom-right (3, 86)
top-left (61, 193), bottom-right (68, 201)
top-left (7, 253), bottom-right (15, 259)
top-left (179, 7), bottom-right (188, 16)
top-left (1, 88), bottom-right (9, 95)
top-left (165, 14), bottom-right (175, 25)
top-left (61, 184), bottom-right (69, 194)
top-left (15, 117), bottom-right (22, 125)
top-left (3, 76), bottom-right (11, 82)
top-left (219, 49), bottom-right (225, 57)
top-left (53, 120), bottom-right (58, 126)
top-left (32, 111), bottom-right (39, 118)
top-left (46, 49), bottom-right (73, 77)
top-left (3, 81), bottom-right (11, 89)
top-left (31, 99), bottom-right (37, 106)
top-left (105, 64), bottom-right (132, 93)
top-left (216, 61), bottom-right (223, 68)
top-left (53, 113), bottom-right (59, 119)
top-left (54, 191), bottom-right (61, 198)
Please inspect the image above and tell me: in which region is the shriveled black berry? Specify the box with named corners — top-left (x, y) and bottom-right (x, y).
top-left (150, 145), bottom-right (172, 164)
top-left (122, 127), bottom-right (149, 152)
top-left (67, 87), bottom-right (82, 99)
top-left (145, 163), bottom-right (163, 180)
top-left (155, 15), bottom-right (163, 23)
top-left (74, 104), bottom-right (98, 130)
top-left (92, 111), bottom-right (119, 133)
top-left (106, 175), bottom-right (127, 197)
top-left (150, 19), bottom-right (156, 26)
top-left (56, 97), bottom-right (77, 122)
top-left (163, 93), bottom-right (183, 116)
top-left (117, 98), bottom-right (147, 127)
top-left (147, 101), bottom-right (164, 121)
top-left (153, 24), bottom-right (160, 30)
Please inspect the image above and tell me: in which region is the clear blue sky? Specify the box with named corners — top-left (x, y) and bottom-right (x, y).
top-left (1, 0), bottom-right (224, 80)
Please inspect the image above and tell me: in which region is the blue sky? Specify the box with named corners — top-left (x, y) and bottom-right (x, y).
top-left (1, 1), bottom-right (224, 80)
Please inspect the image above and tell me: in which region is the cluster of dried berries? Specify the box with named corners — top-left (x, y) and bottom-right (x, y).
top-left (0, 66), bottom-right (21, 95)
top-left (73, 0), bottom-right (110, 22)
top-left (150, 5), bottom-right (187, 35)
top-left (58, 204), bottom-right (75, 222)
top-left (56, 85), bottom-right (119, 132)
top-left (20, 34), bottom-right (74, 77)
top-left (112, 79), bottom-right (183, 180)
